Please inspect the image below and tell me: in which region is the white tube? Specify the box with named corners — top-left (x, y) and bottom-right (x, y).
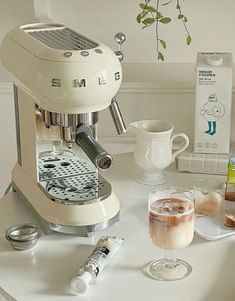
top-left (71, 236), bottom-right (124, 295)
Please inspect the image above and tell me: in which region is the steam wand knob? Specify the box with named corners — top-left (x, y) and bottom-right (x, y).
top-left (114, 32), bottom-right (126, 61)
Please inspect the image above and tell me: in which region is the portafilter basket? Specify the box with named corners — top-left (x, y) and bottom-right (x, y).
top-left (5, 223), bottom-right (41, 251)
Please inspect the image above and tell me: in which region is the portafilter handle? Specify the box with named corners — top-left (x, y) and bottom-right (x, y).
top-left (76, 125), bottom-right (113, 171)
top-left (109, 97), bottom-right (127, 135)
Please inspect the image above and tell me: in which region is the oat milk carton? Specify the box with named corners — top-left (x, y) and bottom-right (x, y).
top-left (194, 52), bottom-right (233, 154)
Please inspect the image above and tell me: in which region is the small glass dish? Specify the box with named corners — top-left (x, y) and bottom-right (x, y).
top-left (193, 178), bottom-right (225, 216)
top-left (5, 223), bottom-right (41, 251)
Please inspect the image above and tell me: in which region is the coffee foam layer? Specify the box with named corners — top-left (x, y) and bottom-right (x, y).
top-left (150, 198), bottom-right (194, 216)
top-left (149, 197), bottom-right (194, 227)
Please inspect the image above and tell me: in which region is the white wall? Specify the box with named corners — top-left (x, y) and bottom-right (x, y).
top-left (1, 1), bottom-right (235, 81)
top-left (47, 0), bottom-right (235, 64)
top-left (0, 0), bottom-right (38, 81)
top-left (0, 83), bottom-right (16, 196)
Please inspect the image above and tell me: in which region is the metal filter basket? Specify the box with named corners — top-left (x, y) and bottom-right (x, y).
top-left (5, 223), bottom-right (41, 250)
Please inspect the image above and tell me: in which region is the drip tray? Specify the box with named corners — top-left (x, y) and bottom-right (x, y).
top-left (38, 155), bottom-right (111, 205)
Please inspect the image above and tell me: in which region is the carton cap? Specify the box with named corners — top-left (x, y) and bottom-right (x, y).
top-left (71, 271), bottom-right (92, 295)
top-left (207, 54), bottom-right (223, 66)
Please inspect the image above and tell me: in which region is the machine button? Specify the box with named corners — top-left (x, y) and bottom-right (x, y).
top-left (63, 51), bottom-right (73, 57)
top-left (95, 49), bottom-right (103, 54)
top-left (80, 51), bottom-right (89, 57)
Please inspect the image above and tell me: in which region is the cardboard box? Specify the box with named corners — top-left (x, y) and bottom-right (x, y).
top-left (194, 52), bottom-right (233, 154)
top-left (225, 155), bottom-right (235, 201)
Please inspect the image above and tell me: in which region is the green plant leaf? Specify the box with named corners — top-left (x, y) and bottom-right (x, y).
top-left (178, 14), bottom-right (184, 19)
top-left (139, 4), bottom-right (157, 12)
top-left (156, 11), bottom-right (163, 19)
top-left (159, 17), bottom-right (171, 24)
top-left (139, 3), bottom-right (147, 9)
top-left (187, 35), bottom-right (192, 45)
top-left (142, 18), bottom-right (155, 25)
top-left (158, 51), bottom-right (164, 61)
top-left (137, 13), bottom-right (142, 23)
top-left (159, 39), bottom-right (166, 49)
top-left (142, 10), bottom-right (149, 18)
top-left (145, 5), bottom-right (157, 12)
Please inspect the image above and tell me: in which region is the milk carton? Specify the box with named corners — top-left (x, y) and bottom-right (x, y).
top-left (194, 52), bottom-right (233, 154)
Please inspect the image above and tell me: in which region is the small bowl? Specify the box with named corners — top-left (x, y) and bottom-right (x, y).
top-left (193, 178), bottom-right (225, 215)
top-left (5, 223), bottom-right (41, 251)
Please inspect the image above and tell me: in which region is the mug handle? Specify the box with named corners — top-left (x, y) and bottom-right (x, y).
top-left (170, 133), bottom-right (189, 162)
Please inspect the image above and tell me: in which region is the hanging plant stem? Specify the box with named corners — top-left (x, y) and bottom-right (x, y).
top-left (155, 0), bottom-right (162, 60)
top-left (176, 0), bottom-right (192, 45)
top-left (136, 0), bottom-right (192, 61)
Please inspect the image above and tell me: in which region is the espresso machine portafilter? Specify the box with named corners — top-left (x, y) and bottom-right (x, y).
top-left (0, 23), bottom-right (126, 236)
top-left (39, 110), bottom-right (117, 171)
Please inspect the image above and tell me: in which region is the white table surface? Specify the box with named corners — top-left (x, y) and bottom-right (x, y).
top-left (0, 152), bottom-right (234, 301)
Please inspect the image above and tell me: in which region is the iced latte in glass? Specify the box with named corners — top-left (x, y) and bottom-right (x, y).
top-left (147, 188), bottom-right (195, 281)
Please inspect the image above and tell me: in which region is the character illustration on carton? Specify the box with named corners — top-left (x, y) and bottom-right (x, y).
top-left (200, 93), bottom-right (225, 136)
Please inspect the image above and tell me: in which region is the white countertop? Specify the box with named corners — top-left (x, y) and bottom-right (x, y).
top-left (0, 152), bottom-right (234, 301)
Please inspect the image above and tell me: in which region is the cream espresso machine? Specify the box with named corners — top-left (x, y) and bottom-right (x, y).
top-left (0, 23), bottom-right (126, 236)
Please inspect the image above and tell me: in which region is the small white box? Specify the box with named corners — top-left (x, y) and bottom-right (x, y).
top-left (177, 151), bottom-right (229, 175)
top-left (194, 52), bottom-right (233, 154)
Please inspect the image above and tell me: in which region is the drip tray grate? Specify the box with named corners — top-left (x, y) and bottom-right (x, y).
top-left (38, 155), bottom-right (111, 204)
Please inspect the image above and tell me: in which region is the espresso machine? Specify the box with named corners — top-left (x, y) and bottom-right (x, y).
top-left (0, 23), bottom-right (126, 236)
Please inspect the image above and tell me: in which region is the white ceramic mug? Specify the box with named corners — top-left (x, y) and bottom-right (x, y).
top-left (128, 120), bottom-right (189, 185)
